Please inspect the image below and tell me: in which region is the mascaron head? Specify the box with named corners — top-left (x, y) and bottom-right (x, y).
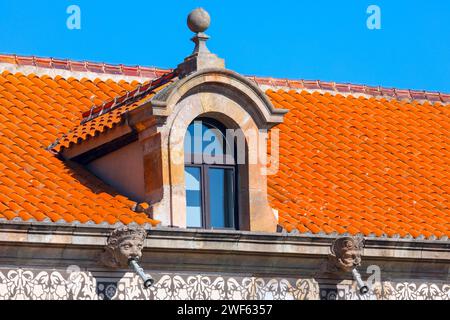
top-left (101, 226), bottom-right (147, 268)
top-left (330, 236), bottom-right (364, 272)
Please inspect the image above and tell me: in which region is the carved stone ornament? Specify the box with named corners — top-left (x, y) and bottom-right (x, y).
top-left (178, 8), bottom-right (225, 78)
top-left (100, 226), bottom-right (147, 269)
top-left (328, 236), bottom-right (364, 273)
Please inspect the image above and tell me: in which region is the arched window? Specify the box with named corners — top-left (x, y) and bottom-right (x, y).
top-left (184, 118), bottom-right (237, 229)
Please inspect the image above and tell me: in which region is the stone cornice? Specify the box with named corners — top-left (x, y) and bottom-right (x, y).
top-left (0, 221), bottom-right (448, 262)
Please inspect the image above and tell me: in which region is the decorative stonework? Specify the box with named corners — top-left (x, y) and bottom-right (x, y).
top-left (0, 268), bottom-right (448, 300)
top-left (376, 282), bottom-right (450, 300)
top-left (100, 226), bottom-right (147, 268)
top-left (178, 8), bottom-right (225, 78)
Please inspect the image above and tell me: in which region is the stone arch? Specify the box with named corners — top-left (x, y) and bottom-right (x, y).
top-left (151, 68), bottom-right (287, 129)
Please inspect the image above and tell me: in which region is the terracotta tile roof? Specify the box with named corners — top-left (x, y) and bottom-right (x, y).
top-left (0, 69), bottom-right (158, 227)
top-left (0, 54), bottom-right (449, 239)
top-left (249, 77), bottom-right (450, 104)
top-left (52, 101), bottom-right (142, 152)
top-left (267, 90), bottom-right (450, 240)
top-left (52, 71), bottom-right (177, 152)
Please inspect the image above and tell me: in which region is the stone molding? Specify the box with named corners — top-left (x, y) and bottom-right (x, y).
top-left (1, 222), bottom-right (449, 263)
top-left (148, 68), bottom-right (288, 128)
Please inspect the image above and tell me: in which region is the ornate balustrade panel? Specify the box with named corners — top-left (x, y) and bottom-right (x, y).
top-left (0, 268), bottom-right (448, 300)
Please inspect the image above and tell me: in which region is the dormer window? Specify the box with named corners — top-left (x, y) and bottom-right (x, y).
top-left (184, 118), bottom-right (237, 229)
top-left (59, 67), bottom-right (286, 231)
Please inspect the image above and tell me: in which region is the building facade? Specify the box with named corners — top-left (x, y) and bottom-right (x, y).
top-left (0, 9), bottom-right (449, 300)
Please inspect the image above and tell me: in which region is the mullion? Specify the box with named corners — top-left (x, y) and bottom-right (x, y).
top-left (233, 166), bottom-right (239, 230)
top-left (202, 165), bottom-right (210, 228)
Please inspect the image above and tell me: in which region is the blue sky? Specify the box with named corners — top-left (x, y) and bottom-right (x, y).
top-left (0, 0), bottom-right (448, 92)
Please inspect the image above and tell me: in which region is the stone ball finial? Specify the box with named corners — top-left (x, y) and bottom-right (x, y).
top-left (188, 8), bottom-right (211, 33)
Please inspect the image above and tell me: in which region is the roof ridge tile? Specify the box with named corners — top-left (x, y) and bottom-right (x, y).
top-left (1, 53), bottom-right (449, 103)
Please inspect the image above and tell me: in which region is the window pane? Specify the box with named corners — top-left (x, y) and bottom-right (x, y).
top-left (209, 168), bottom-right (235, 229)
top-left (184, 120), bottom-right (230, 164)
top-left (185, 167), bottom-right (203, 228)
top-left (202, 123), bottom-right (224, 157)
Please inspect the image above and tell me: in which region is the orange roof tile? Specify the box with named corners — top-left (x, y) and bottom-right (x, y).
top-left (53, 101), bottom-right (141, 152)
top-left (267, 90), bottom-right (450, 239)
top-left (52, 71), bottom-right (177, 152)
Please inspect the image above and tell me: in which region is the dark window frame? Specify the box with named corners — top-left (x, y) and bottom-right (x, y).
top-left (185, 164), bottom-right (238, 230)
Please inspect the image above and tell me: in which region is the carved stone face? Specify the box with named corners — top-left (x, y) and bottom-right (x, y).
top-left (336, 239), bottom-right (361, 271)
top-left (116, 237), bottom-right (144, 267)
top-left (101, 226), bottom-right (147, 269)
top-left (331, 236), bottom-right (363, 272)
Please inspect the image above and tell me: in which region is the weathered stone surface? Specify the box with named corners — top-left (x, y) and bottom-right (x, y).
top-left (0, 255), bottom-right (448, 300)
top-left (179, 8), bottom-right (225, 77)
top-left (328, 236), bottom-right (364, 273)
top-left (100, 226), bottom-right (147, 269)
top-left (0, 223), bottom-right (449, 300)
top-left (187, 8), bottom-right (211, 33)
